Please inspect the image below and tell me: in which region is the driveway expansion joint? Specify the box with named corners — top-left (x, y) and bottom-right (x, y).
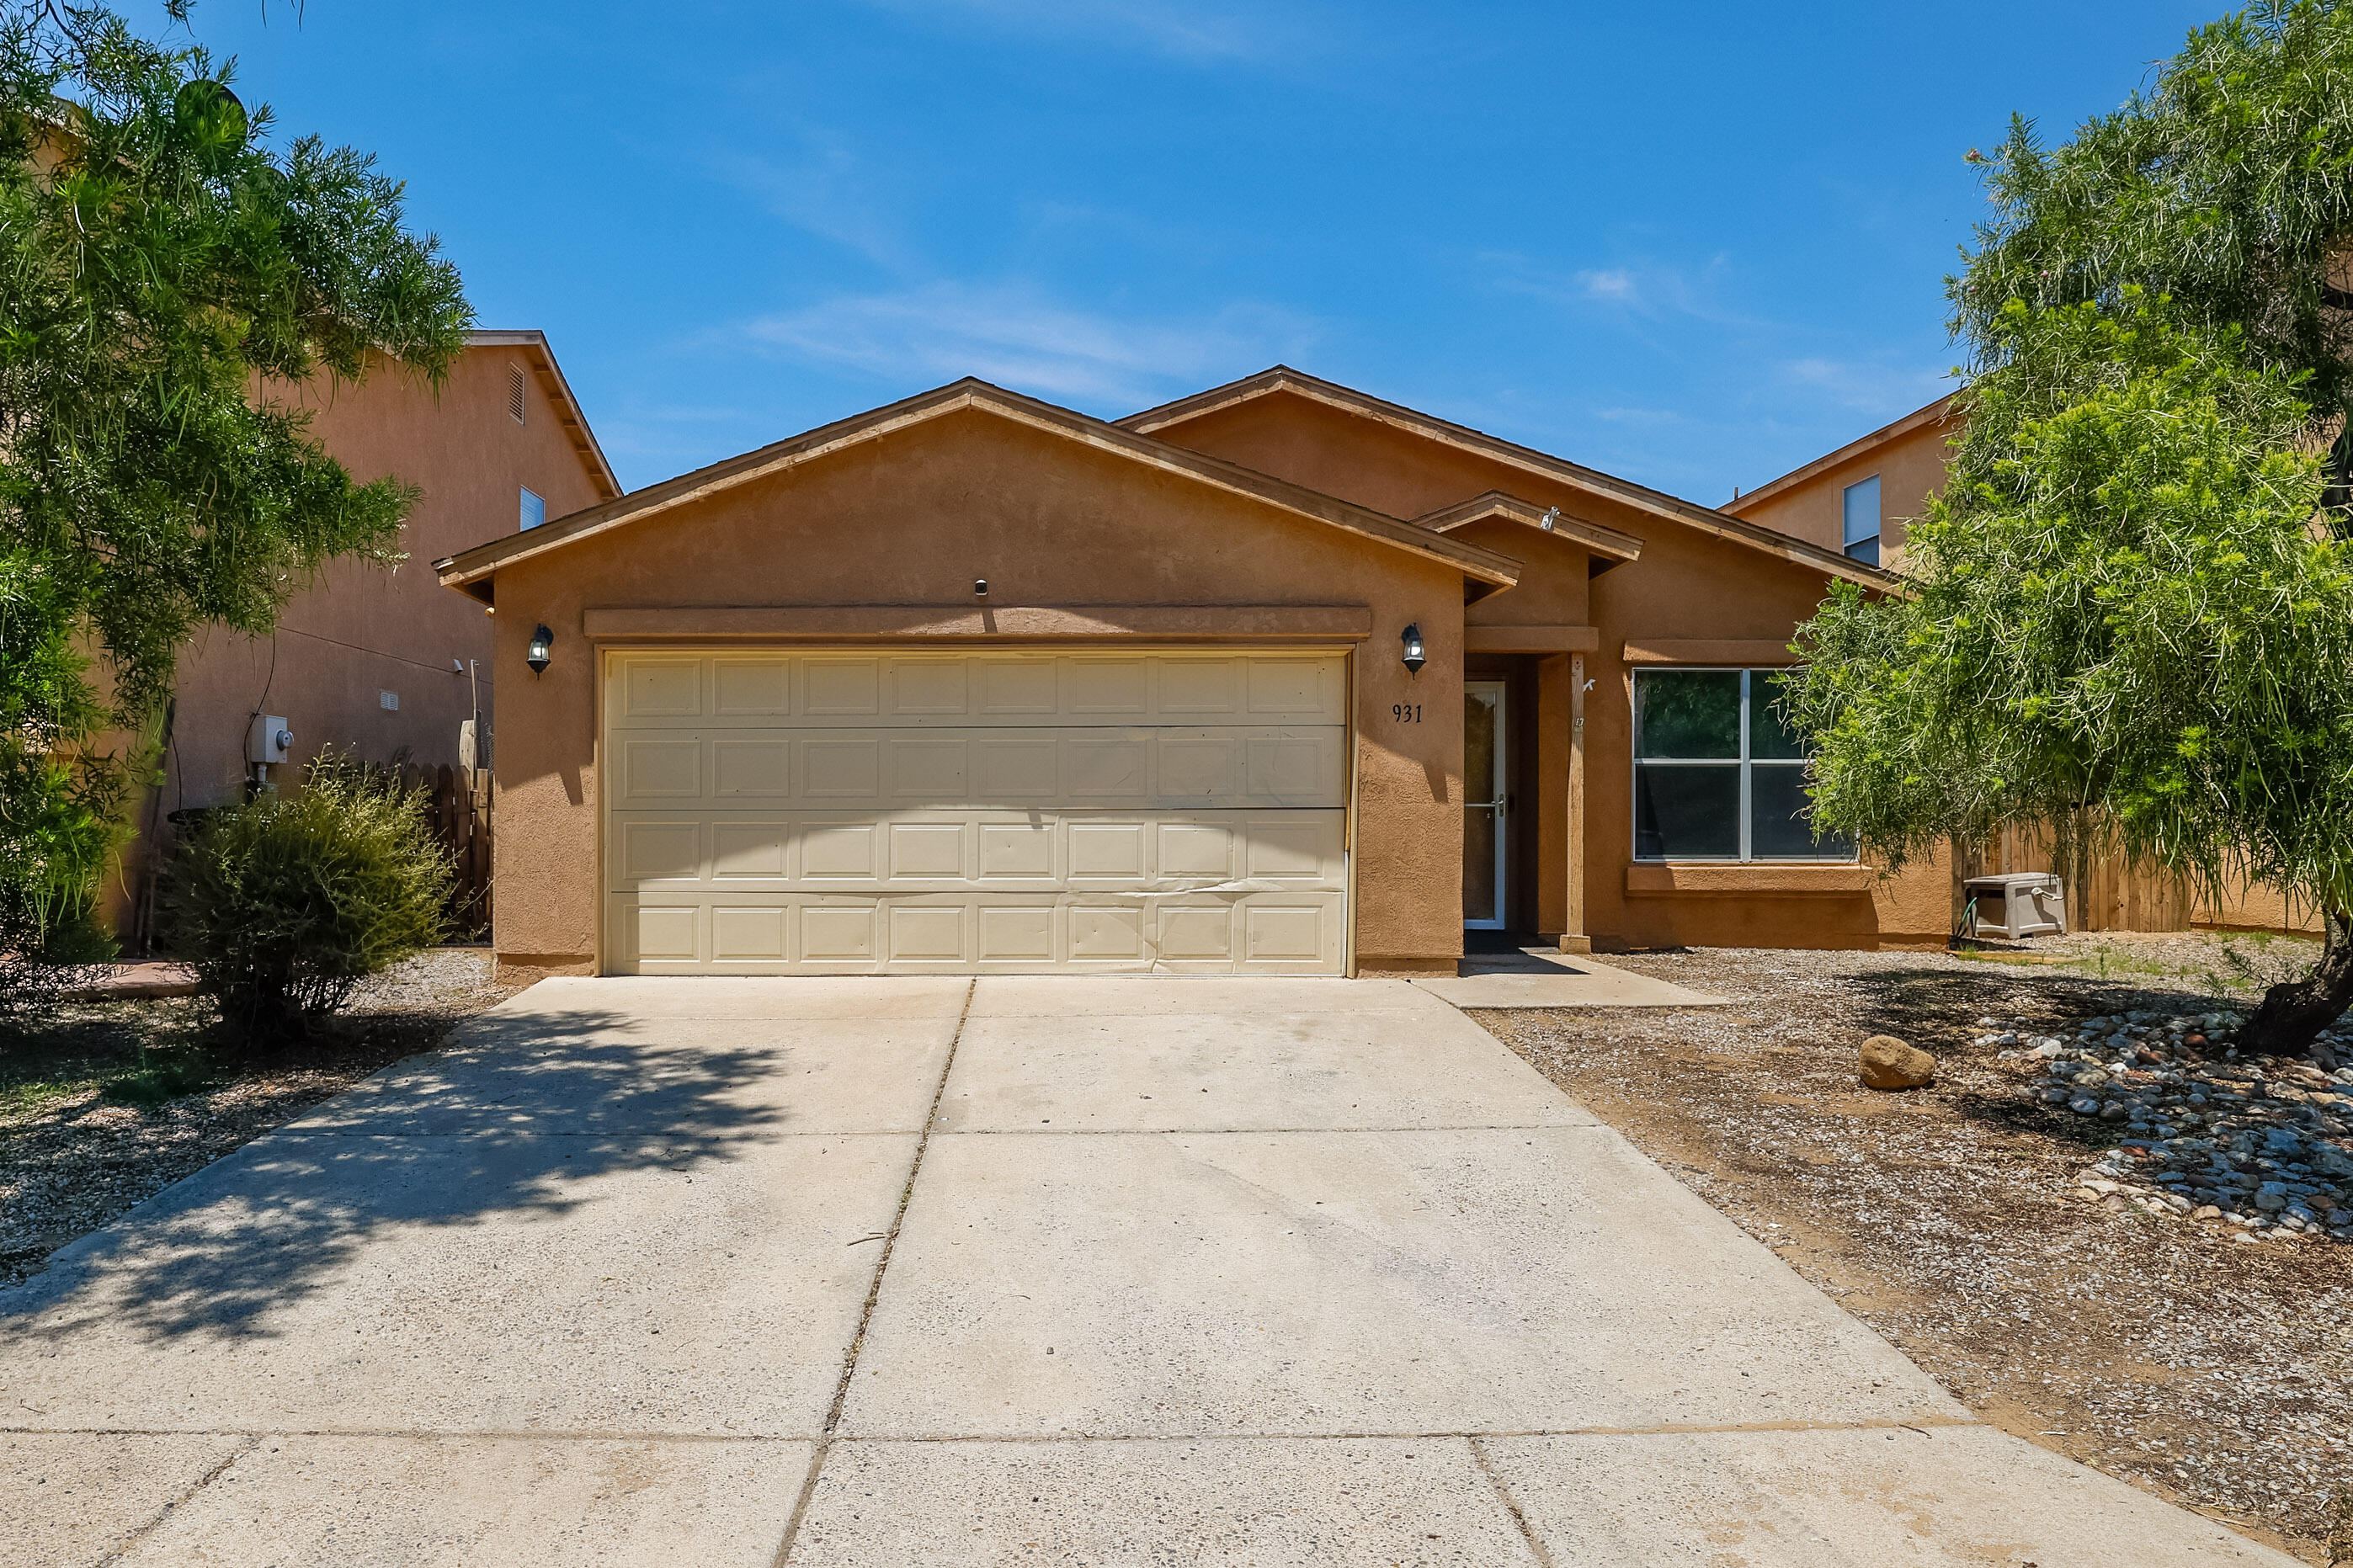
top-left (1468, 1433), bottom-right (1555, 1568)
top-left (770, 976), bottom-right (976, 1568)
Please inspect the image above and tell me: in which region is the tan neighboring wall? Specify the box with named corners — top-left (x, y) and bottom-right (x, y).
top-left (1726, 396), bottom-right (1956, 571)
top-left (475, 406), bottom-right (1479, 975)
top-left (106, 334), bottom-right (616, 940)
top-left (1140, 383), bottom-right (1956, 952)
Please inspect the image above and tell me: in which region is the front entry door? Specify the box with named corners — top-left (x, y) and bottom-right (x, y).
top-left (1463, 681), bottom-right (1506, 929)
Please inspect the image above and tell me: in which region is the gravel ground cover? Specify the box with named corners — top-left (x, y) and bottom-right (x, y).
top-left (1477, 932), bottom-right (2352, 1565)
top-left (0, 947), bottom-right (518, 1292)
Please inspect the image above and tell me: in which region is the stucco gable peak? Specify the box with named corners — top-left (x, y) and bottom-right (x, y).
top-left (433, 375), bottom-right (1520, 602)
top-left (1413, 491), bottom-right (1642, 565)
top-left (466, 329), bottom-right (621, 503)
top-left (1122, 367), bottom-right (1899, 593)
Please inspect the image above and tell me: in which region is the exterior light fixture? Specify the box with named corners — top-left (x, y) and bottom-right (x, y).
top-left (1400, 623), bottom-right (1426, 676)
top-left (526, 625), bottom-right (554, 677)
top-left (1540, 507), bottom-right (1560, 532)
top-left (974, 578), bottom-right (988, 598)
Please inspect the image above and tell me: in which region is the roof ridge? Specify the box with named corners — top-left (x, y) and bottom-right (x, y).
top-left (1121, 367), bottom-right (1898, 590)
top-left (433, 377), bottom-right (1523, 602)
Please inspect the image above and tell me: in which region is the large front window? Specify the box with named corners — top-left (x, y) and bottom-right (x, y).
top-left (1633, 667), bottom-right (1855, 861)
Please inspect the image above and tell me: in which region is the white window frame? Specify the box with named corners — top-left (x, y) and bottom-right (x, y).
top-left (1630, 666), bottom-right (1856, 864)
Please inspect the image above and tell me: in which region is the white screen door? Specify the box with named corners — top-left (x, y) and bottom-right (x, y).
top-left (1463, 681), bottom-right (1506, 929)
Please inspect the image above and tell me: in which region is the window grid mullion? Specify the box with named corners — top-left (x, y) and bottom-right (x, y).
top-left (1737, 670), bottom-right (1752, 862)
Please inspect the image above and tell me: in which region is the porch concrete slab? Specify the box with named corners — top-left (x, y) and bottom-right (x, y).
top-left (0, 1431), bottom-right (248, 1568)
top-left (1481, 1426), bottom-right (2304, 1566)
top-left (0, 1130), bottom-right (912, 1436)
top-left (116, 1435), bottom-right (812, 1568)
top-left (515, 974), bottom-right (972, 1021)
top-left (966, 975), bottom-right (1432, 1018)
top-left (785, 1437), bottom-right (1536, 1566)
top-left (935, 1007), bottom-right (1596, 1133)
top-left (839, 1125), bottom-right (1960, 1439)
top-left (1414, 950), bottom-right (1729, 1009)
top-left (291, 1015), bottom-right (957, 1136)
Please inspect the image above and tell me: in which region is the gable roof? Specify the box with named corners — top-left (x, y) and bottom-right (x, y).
top-left (434, 377), bottom-right (1523, 603)
top-left (468, 330), bottom-right (621, 503)
top-left (1121, 366), bottom-right (1899, 590)
top-left (1413, 491), bottom-right (1643, 569)
top-left (1727, 393), bottom-right (1957, 517)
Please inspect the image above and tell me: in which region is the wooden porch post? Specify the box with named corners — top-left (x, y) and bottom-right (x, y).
top-left (1563, 651), bottom-right (1589, 953)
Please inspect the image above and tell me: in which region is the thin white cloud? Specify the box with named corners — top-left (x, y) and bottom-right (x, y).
top-left (860, 0), bottom-right (1276, 60)
top-left (737, 282), bottom-right (1317, 409)
top-left (1484, 250), bottom-right (1768, 331)
top-left (1576, 268), bottom-right (1642, 305)
top-left (1781, 356), bottom-right (1952, 415)
top-left (706, 137), bottom-right (918, 274)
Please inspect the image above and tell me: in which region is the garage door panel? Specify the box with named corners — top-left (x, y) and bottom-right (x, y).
top-left (711, 821), bottom-right (788, 879)
top-left (803, 658), bottom-right (882, 715)
top-left (711, 658), bottom-right (791, 716)
top-left (608, 653), bottom-right (1344, 730)
top-left (886, 821), bottom-right (967, 880)
top-left (886, 658), bottom-right (971, 715)
top-left (620, 658), bottom-right (703, 720)
top-left (887, 739), bottom-right (968, 800)
top-left (802, 740), bottom-right (883, 798)
top-left (604, 890), bottom-right (1345, 972)
top-left (618, 738), bottom-right (702, 803)
top-left (604, 650), bottom-right (1349, 974)
top-left (712, 739), bottom-right (791, 799)
top-left (886, 904), bottom-right (966, 963)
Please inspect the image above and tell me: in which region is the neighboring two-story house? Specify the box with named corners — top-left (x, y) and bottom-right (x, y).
top-left (109, 330), bottom-right (618, 941)
top-left (1728, 395), bottom-right (2318, 938)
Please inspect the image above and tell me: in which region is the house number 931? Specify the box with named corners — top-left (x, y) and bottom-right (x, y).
top-left (1392, 703), bottom-right (1423, 724)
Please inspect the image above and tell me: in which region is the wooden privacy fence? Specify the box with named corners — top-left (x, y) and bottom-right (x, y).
top-left (393, 763), bottom-right (493, 933)
top-left (1951, 819), bottom-right (2321, 937)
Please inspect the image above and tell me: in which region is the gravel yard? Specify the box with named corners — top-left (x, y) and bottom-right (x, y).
top-left (0, 947), bottom-right (519, 1292)
top-left (1478, 931), bottom-right (2352, 1565)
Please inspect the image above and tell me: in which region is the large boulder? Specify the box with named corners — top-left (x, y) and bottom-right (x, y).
top-left (1860, 1034), bottom-right (1935, 1090)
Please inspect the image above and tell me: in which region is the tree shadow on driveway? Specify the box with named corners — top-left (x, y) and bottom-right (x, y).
top-left (0, 1003), bottom-right (822, 1346)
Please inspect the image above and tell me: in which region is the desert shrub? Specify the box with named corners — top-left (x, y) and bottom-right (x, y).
top-left (163, 757), bottom-right (451, 1039)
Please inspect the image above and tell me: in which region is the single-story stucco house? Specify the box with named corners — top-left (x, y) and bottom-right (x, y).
top-left (434, 367), bottom-right (1952, 977)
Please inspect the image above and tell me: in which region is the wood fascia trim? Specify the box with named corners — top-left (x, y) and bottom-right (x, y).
top-left (1416, 492), bottom-right (1643, 563)
top-left (436, 382), bottom-right (1520, 595)
top-left (1726, 394), bottom-right (1959, 517)
top-left (1621, 639), bottom-right (1799, 666)
top-left (1127, 369), bottom-right (1897, 592)
top-left (579, 603), bottom-right (1377, 641)
top-left (1625, 863), bottom-right (1875, 895)
top-left (1463, 625), bottom-right (1600, 654)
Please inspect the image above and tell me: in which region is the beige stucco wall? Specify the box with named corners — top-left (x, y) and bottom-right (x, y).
top-left (103, 343), bottom-right (610, 939)
top-left (1729, 413), bottom-right (1956, 571)
top-left (1152, 390), bottom-right (1954, 950)
top-left (481, 407), bottom-right (1477, 974)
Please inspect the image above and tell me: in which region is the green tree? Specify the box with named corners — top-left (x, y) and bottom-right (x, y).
top-left (0, 2), bottom-right (470, 981)
top-left (1789, 299), bottom-right (2353, 1055)
top-left (1791, 0), bottom-right (2353, 1059)
top-left (1955, 0), bottom-right (2353, 514)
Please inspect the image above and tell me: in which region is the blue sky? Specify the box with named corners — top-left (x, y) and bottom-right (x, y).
top-left (169, 1), bottom-right (2219, 503)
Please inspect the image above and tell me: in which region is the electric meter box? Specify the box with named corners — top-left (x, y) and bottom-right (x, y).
top-left (247, 715), bottom-right (293, 767)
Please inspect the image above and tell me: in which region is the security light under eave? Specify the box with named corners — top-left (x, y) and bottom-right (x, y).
top-left (527, 625), bottom-right (554, 677)
top-left (1401, 624), bottom-right (1426, 676)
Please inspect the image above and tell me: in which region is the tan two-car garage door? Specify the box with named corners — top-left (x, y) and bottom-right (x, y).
top-left (603, 650), bottom-right (1350, 974)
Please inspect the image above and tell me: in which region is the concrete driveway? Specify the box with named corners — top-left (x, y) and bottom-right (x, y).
top-left (1, 976), bottom-right (2296, 1566)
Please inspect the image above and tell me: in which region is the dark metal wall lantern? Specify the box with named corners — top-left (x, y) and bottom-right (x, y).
top-left (1400, 623), bottom-right (1426, 676)
top-left (527, 625), bottom-right (554, 677)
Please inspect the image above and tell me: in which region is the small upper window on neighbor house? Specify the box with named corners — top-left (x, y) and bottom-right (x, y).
top-left (508, 363), bottom-right (528, 425)
top-left (520, 487), bottom-right (546, 531)
top-left (1841, 475), bottom-right (1882, 566)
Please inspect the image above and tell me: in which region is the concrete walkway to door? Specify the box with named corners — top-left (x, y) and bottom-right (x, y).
top-left (0, 977), bottom-right (2297, 1566)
